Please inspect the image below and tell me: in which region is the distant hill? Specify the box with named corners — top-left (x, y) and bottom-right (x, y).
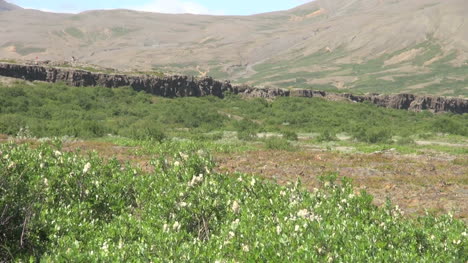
top-left (0, 0), bottom-right (467, 96)
top-left (0, 0), bottom-right (20, 11)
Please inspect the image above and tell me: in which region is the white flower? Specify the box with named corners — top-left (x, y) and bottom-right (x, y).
top-left (348, 193), bottom-right (355, 199)
top-left (228, 231), bottom-right (235, 239)
top-left (430, 235), bottom-right (435, 240)
top-left (179, 202), bottom-right (188, 207)
top-left (232, 200), bottom-right (240, 214)
top-left (230, 219), bottom-right (240, 231)
top-left (188, 174), bottom-right (204, 187)
top-left (250, 178), bottom-right (256, 187)
top-left (7, 162), bottom-right (15, 169)
top-left (101, 241), bottom-right (108, 253)
top-left (276, 225), bottom-right (282, 235)
top-left (44, 178), bottom-right (49, 186)
top-left (297, 209), bottom-right (310, 218)
top-left (163, 224), bottom-right (169, 232)
top-left (83, 162), bottom-right (91, 174)
top-left (54, 150), bottom-right (62, 157)
top-left (173, 221), bottom-right (181, 231)
top-left (242, 244), bottom-right (250, 252)
top-left (295, 225), bottom-right (300, 232)
top-left (237, 176), bottom-right (243, 182)
top-left (174, 161), bottom-right (180, 167)
top-left (179, 152), bottom-right (189, 160)
top-left (40, 163), bottom-right (45, 169)
top-left (280, 190), bottom-right (286, 197)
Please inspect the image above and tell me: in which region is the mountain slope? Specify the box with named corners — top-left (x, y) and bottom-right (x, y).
top-left (0, 0), bottom-right (467, 96)
top-left (0, 0), bottom-right (20, 11)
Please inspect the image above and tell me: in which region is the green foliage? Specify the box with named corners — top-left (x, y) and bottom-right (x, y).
top-left (281, 130), bottom-right (298, 141)
top-left (65, 27), bottom-right (84, 38)
top-left (0, 82), bottom-right (466, 144)
top-left (396, 134), bottom-right (416, 146)
top-left (316, 130), bottom-right (338, 142)
top-left (235, 119), bottom-right (260, 141)
top-left (0, 114), bottom-right (26, 135)
top-left (0, 143), bottom-right (466, 261)
top-left (122, 120), bottom-right (166, 141)
top-left (264, 137), bottom-right (295, 151)
top-left (352, 126), bottom-right (394, 144)
top-left (432, 116), bottom-right (468, 136)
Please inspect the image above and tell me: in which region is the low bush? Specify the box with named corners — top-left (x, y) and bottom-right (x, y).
top-left (316, 130), bottom-right (338, 142)
top-left (0, 143), bottom-right (466, 261)
top-left (235, 119), bottom-right (260, 141)
top-left (352, 126), bottom-right (393, 144)
top-left (0, 82), bottom-right (467, 142)
top-left (122, 120), bottom-right (166, 141)
top-left (264, 137), bottom-right (295, 151)
top-left (281, 130), bottom-right (298, 141)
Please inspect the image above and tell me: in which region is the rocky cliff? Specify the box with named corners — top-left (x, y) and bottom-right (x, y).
top-left (1, 62), bottom-right (467, 114)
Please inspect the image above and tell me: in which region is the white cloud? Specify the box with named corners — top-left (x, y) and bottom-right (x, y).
top-left (133, 0), bottom-right (223, 15)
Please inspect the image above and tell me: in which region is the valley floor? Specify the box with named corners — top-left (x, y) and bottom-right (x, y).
top-left (4, 134), bottom-right (466, 222)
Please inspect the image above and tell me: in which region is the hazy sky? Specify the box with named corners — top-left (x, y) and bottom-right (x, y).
top-left (8, 0), bottom-right (312, 15)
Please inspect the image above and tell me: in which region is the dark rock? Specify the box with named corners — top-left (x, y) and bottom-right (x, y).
top-left (0, 62), bottom-right (466, 114)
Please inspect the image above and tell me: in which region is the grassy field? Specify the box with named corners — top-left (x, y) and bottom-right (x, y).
top-left (0, 81), bottom-right (467, 261)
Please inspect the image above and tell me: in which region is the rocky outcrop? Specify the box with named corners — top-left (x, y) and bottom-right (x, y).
top-left (0, 62), bottom-right (233, 98)
top-left (0, 62), bottom-right (467, 114)
top-left (338, 93), bottom-right (468, 114)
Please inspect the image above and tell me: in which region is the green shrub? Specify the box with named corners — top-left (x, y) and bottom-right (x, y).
top-left (281, 130), bottom-right (298, 141)
top-left (0, 143), bottom-right (466, 262)
top-left (396, 135), bottom-right (416, 145)
top-left (0, 114), bottom-right (26, 135)
top-left (432, 116), bottom-right (467, 136)
top-left (0, 82), bottom-right (466, 142)
top-left (235, 119), bottom-right (260, 141)
top-left (316, 130), bottom-right (338, 142)
top-left (264, 137), bottom-right (295, 151)
top-left (123, 120), bottom-right (166, 141)
top-left (353, 126), bottom-right (393, 144)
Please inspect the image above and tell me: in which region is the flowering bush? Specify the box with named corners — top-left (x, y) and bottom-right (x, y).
top-left (0, 142), bottom-right (466, 262)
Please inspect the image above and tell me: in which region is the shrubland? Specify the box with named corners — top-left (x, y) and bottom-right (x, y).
top-left (0, 82), bottom-right (466, 144)
top-left (0, 81), bottom-right (467, 261)
top-left (1, 142), bottom-right (466, 261)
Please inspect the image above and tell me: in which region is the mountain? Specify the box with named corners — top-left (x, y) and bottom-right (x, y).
top-left (0, 0), bottom-right (467, 96)
top-left (0, 0), bottom-right (20, 11)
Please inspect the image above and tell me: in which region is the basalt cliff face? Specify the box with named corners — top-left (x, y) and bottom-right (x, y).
top-left (0, 63), bottom-right (467, 114)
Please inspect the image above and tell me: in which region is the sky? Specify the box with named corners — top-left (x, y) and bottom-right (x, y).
top-left (7, 0), bottom-right (312, 15)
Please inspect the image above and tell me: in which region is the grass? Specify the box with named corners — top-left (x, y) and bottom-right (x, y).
top-left (242, 39), bottom-right (468, 97)
top-left (5, 43), bottom-right (46, 56)
top-left (65, 27), bottom-right (85, 39)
